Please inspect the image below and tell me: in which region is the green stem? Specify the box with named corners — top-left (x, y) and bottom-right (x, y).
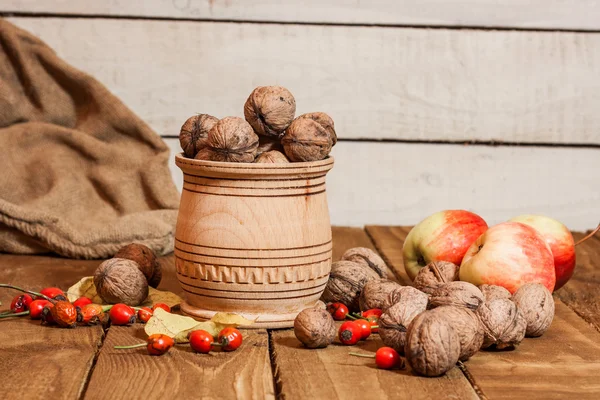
top-left (0, 311), bottom-right (29, 319)
top-left (370, 325), bottom-right (379, 330)
top-left (346, 314), bottom-right (358, 320)
top-left (0, 284), bottom-right (53, 302)
top-left (349, 352), bottom-right (375, 358)
top-left (114, 343), bottom-right (146, 350)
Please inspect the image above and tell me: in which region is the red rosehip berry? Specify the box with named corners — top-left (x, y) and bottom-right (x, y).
top-left (189, 330), bottom-right (214, 353)
top-left (366, 316), bottom-right (379, 333)
top-left (218, 327), bottom-right (243, 351)
top-left (355, 319), bottom-right (372, 340)
top-left (362, 309), bottom-right (382, 319)
top-left (29, 300), bottom-right (50, 319)
top-left (375, 347), bottom-right (402, 369)
top-left (39, 287), bottom-right (66, 301)
top-left (10, 294), bottom-right (33, 313)
top-left (109, 304), bottom-right (136, 326)
top-left (339, 321), bottom-right (362, 345)
top-left (326, 302), bottom-right (349, 321)
top-left (137, 307), bottom-right (153, 323)
top-left (73, 296), bottom-right (93, 308)
top-left (49, 301), bottom-right (78, 328)
top-left (152, 303), bottom-right (171, 313)
top-left (146, 334), bottom-right (175, 356)
top-left (41, 303), bottom-right (56, 324)
top-left (79, 304), bottom-right (106, 325)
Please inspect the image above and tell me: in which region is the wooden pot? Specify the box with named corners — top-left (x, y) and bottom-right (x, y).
top-left (174, 154), bottom-right (334, 328)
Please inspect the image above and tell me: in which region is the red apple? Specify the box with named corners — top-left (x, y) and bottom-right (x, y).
top-left (402, 210), bottom-right (488, 280)
top-left (509, 215), bottom-right (575, 291)
top-left (459, 222), bottom-right (555, 293)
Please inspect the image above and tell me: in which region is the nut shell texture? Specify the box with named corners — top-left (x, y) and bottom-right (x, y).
top-left (179, 114), bottom-right (219, 158)
top-left (293, 308), bottom-right (336, 348)
top-left (195, 117), bottom-right (259, 163)
top-left (430, 306), bottom-right (484, 361)
top-left (405, 310), bottom-right (461, 377)
top-left (382, 286), bottom-right (429, 313)
top-left (341, 247), bottom-right (388, 278)
top-left (94, 258), bottom-right (149, 306)
top-left (282, 115), bottom-right (333, 162)
top-left (244, 86), bottom-right (296, 137)
top-left (255, 150), bottom-right (289, 164)
top-left (430, 281), bottom-right (484, 311)
top-left (379, 294), bottom-right (428, 354)
top-left (321, 261), bottom-right (380, 311)
top-left (477, 298), bottom-right (526, 349)
top-left (359, 279), bottom-right (402, 311)
top-left (413, 261), bottom-right (459, 294)
top-left (114, 243), bottom-right (158, 286)
top-left (479, 284), bottom-right (511, 302)
top-left (512, 283), bottom-right (554, 337)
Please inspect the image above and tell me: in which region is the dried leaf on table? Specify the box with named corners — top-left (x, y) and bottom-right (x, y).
top-left (66, 276), bottom-right (182, 307)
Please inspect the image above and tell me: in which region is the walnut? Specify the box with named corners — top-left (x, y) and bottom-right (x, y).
top-left (244, 86), bottom-right (296, 138)
top-left (476, 298), bottom-right (526, 349)
top-left (114, 243), bottom-right (160, 288)
top-left (321, 261), bottom-right (380, 311)
top-left (429, 306), bottom-right (484, 361)
top-left (281, 114), bottom-right (334, 162)
top-left (256, 136), bottom-right (284, 155)
top-left (293, 307), bottom-right (336, 348)
top-left (297, 112), bottom-right (337, 145)
top-left (195, 117), bottom-right (258, 163)
top-left (94, 258), bottom-right (149, 306)
top-left (511, 283), bottom-right (554, 337)
top-left (179, 114), bottom-right (219, 158)
top-left (359, 279), bottom-right (402, 311)
top-left (479, 284), bottom-right (511, 302)
top-left (341, 247), bottom-right (388, 278)
top-left (381, 286), bottom-right (429, 313)
top-left (405, 310), bottom-right (461, 377)
top-left (429, 281), bottom-right (484, 311)
top-left (413, 261), bottom-right (459, 294)
top-left (255, 150), bottom-right (289, 164)
top-left (379, 294), bottom-right (428, 354)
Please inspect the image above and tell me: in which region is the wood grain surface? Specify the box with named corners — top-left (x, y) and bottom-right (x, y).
top-left (366, 225), bottom-right (600, 400)
top-left (270, 227), bottom-right (479, 400)
top-left (3, 0), bottom-right (600, 30)
top-left (7, 17), bottom-right (600, 145)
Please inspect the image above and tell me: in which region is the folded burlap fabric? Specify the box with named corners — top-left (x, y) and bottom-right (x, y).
top-left (0, 19), bottom-right (179, 258)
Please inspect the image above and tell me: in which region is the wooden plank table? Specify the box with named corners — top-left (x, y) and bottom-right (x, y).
top-left (1, 226), bottom-right (599, 400)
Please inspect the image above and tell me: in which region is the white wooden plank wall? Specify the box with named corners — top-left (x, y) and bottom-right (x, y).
top-left (2, 3), bottom-right (599, 230)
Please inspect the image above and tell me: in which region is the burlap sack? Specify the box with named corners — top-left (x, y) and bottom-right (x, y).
top-left (0, 19), bottom-right (179, 258)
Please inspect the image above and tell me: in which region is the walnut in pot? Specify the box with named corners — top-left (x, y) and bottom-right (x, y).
top-left (244, 86), bottom-right (296, 138)
top-left (405, 310), bottom-right (461, 377)
top-left (382, 286), bottom-right (429, 313)
top-left (359, 279), bottom-right (402, 311)
top-left (294, 307), bottom-right (336, 348)
top-left (476, 298), bottom-right (526, 349)
top-left (379, 293), bottom-right (428, 354)
top-left (429, 306), bottom-right (484, 361)
top-left (413, 261), bottom-right (459, 294)
top-left (320, 261), bottom-right (380, 312)
top-left (429, 281), bottom-right (484, 311)
top-left (195, 117), bottom-right (259, 163)
top-left (281, 113), bottom-right (334, 162)
top-left (341, 247), bottom-right (388, 278)
top-left (179, 114), bottom-right (219, 158)
top-left (255, 150), bottom-right (289, 164)
top-left (114, 243), bottom-right (161, 288)
top-left (94, 258), bottom-right (149, 306)
top-left (511, 283), bottom-right (554, 337)
top-left (256, 136), bottom-right (284, 155)
top-left (479, 284), bottom-right (511, 302)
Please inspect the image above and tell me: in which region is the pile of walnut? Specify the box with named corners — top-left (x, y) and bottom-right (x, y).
top-left (294, 254), bottom-right (555, 377)
top-left (93, 243), bottom-right (162, 306)
top-left (179, 86), bottom-right (337, 163)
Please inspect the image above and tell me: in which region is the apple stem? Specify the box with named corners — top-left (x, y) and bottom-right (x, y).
top-left (574, 222), bottom-right (600, 247)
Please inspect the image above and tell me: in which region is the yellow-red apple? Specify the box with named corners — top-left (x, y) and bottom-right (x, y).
top-left (509, 215), bottom-right (575, 291)
top-left (459, 222), bottom-right (556, 293)
top-left (402, 210), bottom-right (488, 280)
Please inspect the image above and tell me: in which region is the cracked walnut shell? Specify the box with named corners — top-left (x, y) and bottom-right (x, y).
top-left (429, 281), bottom-right (484, 311)
top-left (179, 114), bottom-right (219, 158)
top-left (476, 298), bottom-right (526, 349)
top-left (413, 261), bottom-right (459, 294)
top-left (511, 283), bottom-right (554, 337)
top-left (320, 261), bottom-right (380, 311)
top-left (294, 307), bottom-right (336, 348)
top-left (244, 86), bottom-right (296, 138)
top-left (405, 310), bottom-right (461, 377)
top-left (195, 117), bottom-right (259, 163)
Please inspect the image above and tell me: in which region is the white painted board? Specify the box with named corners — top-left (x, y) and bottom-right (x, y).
top-left (7, 17), bottom-right (600, 145)
top-left (3, 0), bottom-right (600, 30)
top-left (164, 138), bottom-right (600, 231)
